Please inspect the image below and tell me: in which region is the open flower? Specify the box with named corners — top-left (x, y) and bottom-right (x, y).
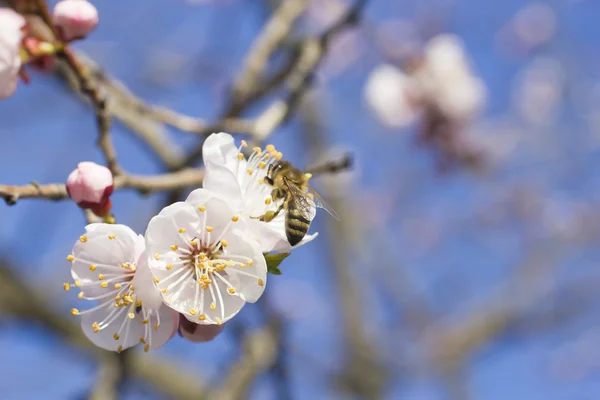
top-left (0, 8), bottom-right (26, 100)
top-left (66, 224), bottom-right (178, 353)
top-left (145, 188), bottom-right (267, 326)
top-left (202, 132), bottom-right (318, 253)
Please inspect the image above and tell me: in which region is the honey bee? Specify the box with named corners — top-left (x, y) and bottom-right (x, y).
top-left (254, 160), bottom-right (340, 246)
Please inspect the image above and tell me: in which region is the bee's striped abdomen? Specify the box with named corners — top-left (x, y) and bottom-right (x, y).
top-left (285, 200), bottom-right (311, 246)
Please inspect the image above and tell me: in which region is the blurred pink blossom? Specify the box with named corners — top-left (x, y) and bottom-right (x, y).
top-left (53, 0), bottom-right (98, 42)
top-left (177, 315), bottom-right (225, 343)
top-left (66, 161), bottom-right (114, 214)
top-left (0, 8), bottom-right (26, 100)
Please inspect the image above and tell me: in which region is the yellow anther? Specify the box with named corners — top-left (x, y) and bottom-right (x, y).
top-left (246, 260), bottom-right (253, 267)
top-left (153, 277), bottom-right (160, 284)
top-left (210, 302), bottom-right (216, 311)
top-left (63, 283), bottom-right (71, 291)
top-left (121, 263), bottom-right (128, 269)
top-left (199, 252), bottom-right (207, 260)
top-left (154, 323), bottom-right (159, 331)
top-left (170, 244), bottom-right (178, 251)
top-left (216, 318), bottom-right (222, 326)
top-left (108, 234), bottom-right (116, 240)
top-left (92, 322), bottom-right (100, 333)
top-left (258, 161), bottom-right (267, 169)
top-left (247, 168), bottom-right (253, 175)
top-left (161, 288), bottom-right (167, 294)
top-left (115, 283), bottom-right (122, 289)
top-left (206, 226), bottom-right (214, 233)
top-left (216, 264), bottom-right (226, 272)
top-left (128, 312), bottom-right (135, 319)
top-left (71, 308), bottom-right (79, 316)
top-left (113, 333), bottom-right (120, 340)
top-left (258, 178), bottom-right (264, 184)
top-left (266, 144), bottom-right (275, 152)
top-left (130, 285), bottom-right (135, 290)
top-left (74, 280), bottom-right (81, 287)
top-left (178, 228), bottom-right (186, 233)
top-left (238, 262), bottom-right (245, 268)
top-left (237, 153), bottom-right (244, 160)
top-left (98, 274), bottom-right (105, 280)
top-left (204, 279), bottom-right (212, 285)
top-left (89, 264), bottom-right (97, 271)
top-left (198, 205), bottom-right (206, 212)
top-left (198, 314), bottom-right (206, 321)
top-left (144, 344), bottom-right (150, 353)
top-left (221, 240), bottom-right (229, 247)
top-left (166, 263), bottom-right (173, 271)
top-left (115, 295), bottom-right (121, 301)
top-left (258, 278), bottom-right (264, 287)
top-left (207, 260), bottom-right (214, 267)
top-left (208, 267), bottom-right (215, 273)
top-left (264, 197), bottom-right (272, 205)
top-left (231, 215), bottom-right (239, 222)
top-left (140, 337), bottom-right (146, 344)
top-left (264, 153), bottom-right (270, 159)
top-left (67, 255), bottom-right (74, 262)
top-left (201, 274), bottom-right (208, 281)
top-left (228, 287), bottom-right (236, 294)
top-left (123, 295), bottom-right (133, 304)
top-left (142, 319), bottom-right (150, 325)
top-left (135, 300), bottom-right (142, 308)
top-left (117, 345), bottom-right (123, 353)
top-left (101, 282), bottom-right (108, 288)
top-left (79, 235), bottom-right (88, 243)
top-left (78, 292), bottom-right (84, 300)
top-left (129, 264), bottom-right (136, 272)
top-left (190, 239), bottom-right (199, 247)
top-left (201, 284), bottom-right (209, 290)
top-left (252, 146), bottom-right (262, 153)
top-left (241, 140), bottom-right (248, 147)
top-left (276, 152), bottom-right (283, 160)
top-left (190, 308), bottom-right (197, 315)
top-left (153, 253), bottom-right (160, 260)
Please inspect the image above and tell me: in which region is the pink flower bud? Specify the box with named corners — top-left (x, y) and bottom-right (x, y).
top-left (66, 162), bottom-right (114, 211)
top-left (0, 8), bottom-right (26, 100)
top-left (177, 314), bottom-right (225, 343)
top-left (52, 0), bottom-right (98, 42)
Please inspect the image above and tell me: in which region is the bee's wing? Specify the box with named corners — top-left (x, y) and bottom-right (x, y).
top-left (284, 179), bottom-right (318, 221)
top-left (305, 184), bottom-right (340, 221)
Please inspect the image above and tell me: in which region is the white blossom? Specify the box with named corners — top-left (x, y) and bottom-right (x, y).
top-left (202, 132), bottom-right (318, 253)
top-left (0, 8), bottom-right (25, 100)
top-left (66, 224), bottom-right (177, 353)
top-left (364, 63), bottom-right (420, 128)
top-left (145, 188), bottom-right (267, 326)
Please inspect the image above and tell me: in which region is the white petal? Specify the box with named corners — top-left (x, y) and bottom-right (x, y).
top-left (145, 202), bottom-right (201, 255)
top-left (219, 232), bottom-right (267, 303)
top-left (80, 305), bottom-right (143, 352)
top-left (195, 279), bottom-right (246, 325)
top-left (71, 224), bottom-right (138, 296)
top-left (150, 306), bottom-right (178, 349)
top-left (202, 133), bottom-right (245, 207)
top-left (131, 253), bottom-right (163, 311)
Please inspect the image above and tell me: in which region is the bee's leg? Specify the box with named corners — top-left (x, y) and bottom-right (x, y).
top-left (251, 202), bottom-right (284, 222)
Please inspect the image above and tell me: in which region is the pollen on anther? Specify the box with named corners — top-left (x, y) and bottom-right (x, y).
top-left (115, 283), bottom-right (122, 289)
top-left (153, 277), bottom-right (160, 284)
top-left (275, 152), bottom-right (283, 160)
top-left (117, 345), bottom-right (123, 353)
top-left (206, 226), bottom-right (214, 232)
top-left (241, 140), bottom-right (248, 147)
top-left (258, 178), bottom-right (264, 184)
top-left (216, 318), bottom-right (222, 326)
top-left (246, 260), bottom-right (253, 266)
top-left (67, 255), bottom-right (74, 262)
top-left (210, 302), bottom-right (216, 311)
top-left (166, 263), bottom-right (173, 271)
top-left (198, 205), bottom-right (206, 212)
top-left (178, 228), bottom-right (186, 233)
top-left (113, 333), bottom-right (120, 340)
top-left (190, 239), bottom-right (199, 247)
top-left (161, 288), bottom-right (167, 294)
top-left (79, 235), bottom-right (88, 243)
top-left (89, 264), bottom-right (97, 271)
top-left (78, 292), bottom-right (84, 300)
top-left (228, 287), bottom-right (236, 294)
top-left (258, 278), bottom-right (264, 287)
top-left (140, 337), bottom-right (146, 344)
top-left (247, 168), bottom-right (253, 175)
top-left (170, 244), bottom-right (178, 251)
top-left (221, 240), bottom-right (229, 247)
top-left (142, 318), bottom-right (150, 325)
top-left (74, 280), bottom-right (81, 287)
top-left (231, 215), bottom-right (239, 222)
top-left (153, 253), bottom-right (160, 260)
top-left (265, 198), bottom-right (272, 205)
top-left (237, 153), bottom-right (244, 160)
top-left (144, 344), bottom-right (150, 353)
top-left (128, 312), bottom-right (135, 319)
top-left (101, 282), bottom-right (108, 288)
top-left (266, 144), bottom-right (275, 152)
top-left (190, 308), bottom-right (197, 315)
top-left (198, 314), bottom-right (206, 321)
top-left (71, 308), bottom-right (79, 316)
top-left (258, 161), bottom-right (267, 169)
top-left (154, 323), bottom-right (159, 331)
top-left (92, 322), bottom-right (100, 333)
top-left (63, 283), bottom-right (71, 291)
top-left (98, 274), bottom-right (105, 280)
top-left (108, 234), bottom-right (116, 240)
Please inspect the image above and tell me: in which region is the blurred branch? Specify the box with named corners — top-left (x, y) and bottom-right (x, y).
top-left (0, 168), bottom-right (203, 204)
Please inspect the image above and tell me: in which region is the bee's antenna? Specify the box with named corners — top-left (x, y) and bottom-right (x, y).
top-left (305, 152), bottom-right (354, 176)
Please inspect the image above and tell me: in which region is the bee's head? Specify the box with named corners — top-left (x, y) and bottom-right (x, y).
top-left (270, 160), bottom-right (290, 175)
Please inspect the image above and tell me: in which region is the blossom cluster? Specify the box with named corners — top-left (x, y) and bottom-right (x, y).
top-left (0, 1), bottom-right (98, 100)
top-left (64, 133), bottom-right (318, 351)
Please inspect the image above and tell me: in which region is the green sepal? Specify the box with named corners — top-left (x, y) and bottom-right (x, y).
top-left (264, 252), bottom-right (290, 275)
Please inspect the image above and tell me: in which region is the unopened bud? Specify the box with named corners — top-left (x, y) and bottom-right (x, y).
top-left (52, 0), bottom-right (98, 42)
top-left (66, 161), bottom-right (114, 215)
